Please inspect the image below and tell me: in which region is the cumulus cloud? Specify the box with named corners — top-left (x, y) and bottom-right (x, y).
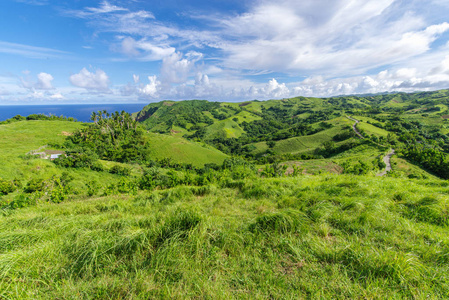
top-left (36, 72), bottom-right (54, 89)
top-left (161, 52), bottom-right (201, 84)
top-left (20, 72), bottom-right (54, 90)
top-left (69, 68), bottom-right (110, 92)
top-left (139, 76), bottom-right (161, 98)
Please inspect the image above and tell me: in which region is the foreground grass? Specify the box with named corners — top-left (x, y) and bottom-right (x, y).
top-left (1, 175), bottom-right (449, 299)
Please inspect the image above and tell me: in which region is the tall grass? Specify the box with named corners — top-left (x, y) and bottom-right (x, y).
top-left (1, 175), bottom-right (449, 298)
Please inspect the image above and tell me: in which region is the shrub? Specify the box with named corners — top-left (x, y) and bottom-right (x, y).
top-left (86, 180), bottom-right (99, 197)
top-left (24, 178), bottom-right (46, 193)
top-left (8, 194), bottom-right (34, 209)
top-left (109, 165), bottom-right (131, 176)
top-left (0, 178), bottom-right (16, 195)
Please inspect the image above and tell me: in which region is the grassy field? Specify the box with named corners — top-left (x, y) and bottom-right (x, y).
top-left (0, 120), bottom-right (85, 180)
top-left (204, 119), bottom-right (245, 139)
top-left (1, 175), bottom-right (448, 298)
top-left (252, 118), bottom-right (349, 155)
top-left (147, 133), bottom-right (228, 166)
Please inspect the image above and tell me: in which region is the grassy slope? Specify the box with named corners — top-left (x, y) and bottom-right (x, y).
top-left (204, 119), bottom-right (245, 139)
top-left (252, 117), bottom-right (351, 155)
top-left (0, 120), bottom-right (85, 180)
top-left (147, 133), bottom-right (228, 166)
top-left (1, 175), bottom-right (448, 298)
top-left (351, 116), bottom-right (390, 137)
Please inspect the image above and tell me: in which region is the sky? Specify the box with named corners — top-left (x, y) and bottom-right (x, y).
top-left (0, 0), bottom-right (449, 104)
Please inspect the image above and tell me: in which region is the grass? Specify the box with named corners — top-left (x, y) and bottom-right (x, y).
top-left (0, 120), bottom-right (85, 179)
top-left (252, 118), bottom-right (349, 155)
top-left (1, 175), bottom-right (449, 298)
top-left (356, 122), bottom-right (390, 137)
top-left (147, 133), bottom-right (228, 167)
top-left (204, 119), bottom-right (245, 139)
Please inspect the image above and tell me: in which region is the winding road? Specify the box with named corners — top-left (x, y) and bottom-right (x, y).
top-left (346, 116), bottom-right (365, 139)
top-left (376, 149), bottom-right (395, 176)
top-left (346, 116), bottom-right (394, 176)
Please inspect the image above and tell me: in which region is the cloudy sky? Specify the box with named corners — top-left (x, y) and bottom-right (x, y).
top-left (1, 0), bottom-right (449, 104)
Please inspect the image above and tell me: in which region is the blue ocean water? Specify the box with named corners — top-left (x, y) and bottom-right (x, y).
top-left (0, 104), bottom-right (148, 123)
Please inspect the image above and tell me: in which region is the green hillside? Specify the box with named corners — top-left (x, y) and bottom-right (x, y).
top-left (2, 89), bottom-right (449, 298)
top-left (0, 120), bottom-right (85, 179)
top-left (147, 133), bottom-right (228, 167)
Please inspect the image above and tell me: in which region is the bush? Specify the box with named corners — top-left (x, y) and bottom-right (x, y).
top-left (109, 165), bottom-right (131, 176)
top-left (0, 178), bottom-right (16, 195)
top-left (86, 180), bottom-right (99, 197)
top-left (24, 178), bottom-right (46, 193)
top-left (7, 194), bottom-right (34, 209)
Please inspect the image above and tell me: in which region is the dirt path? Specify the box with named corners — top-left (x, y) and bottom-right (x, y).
top-left (377, 149), bottom-right (395, 176)
top-left (346, 116), bottom-right (395, 176)
top-left (346, 116), bottom-right (364, 139)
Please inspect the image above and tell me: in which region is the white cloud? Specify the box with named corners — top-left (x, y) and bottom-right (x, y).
top-left (120, 37), bottom-right (175, 61)
top-left (69, 68), bottom-right (110, 92)
top-left (14, 0), bottom-right (49, 5)
top-left (70, 1), bottom-right (129, 18)
top-left (36, 72), bottom-right (54, 89)
top-left (20, 72), bottom-right (54, 91)
top-left (139, 76), bottom-right (160, 98)
top-left (0, 41), bottom-right (68, 59)
top-left (161, 52), bottom-right (200, 84)
top-left (49, 93), bottom-right (65, 100)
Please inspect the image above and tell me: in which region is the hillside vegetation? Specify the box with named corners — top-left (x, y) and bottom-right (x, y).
top-left (1, 89), bottom-right (449, 298)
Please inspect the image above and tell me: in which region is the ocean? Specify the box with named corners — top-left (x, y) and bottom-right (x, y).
top-left (0, 104), bottom-right (148, 123)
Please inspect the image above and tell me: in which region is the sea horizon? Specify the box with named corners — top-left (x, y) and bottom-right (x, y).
top-left (0, 103), bottom-right (149, 123)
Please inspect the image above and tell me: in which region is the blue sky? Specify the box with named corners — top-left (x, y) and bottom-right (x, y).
top-left (1, 0), bottom-right (449, 104)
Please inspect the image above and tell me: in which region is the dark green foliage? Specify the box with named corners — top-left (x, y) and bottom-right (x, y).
top-left (0, 114), bottom-right (77, 125)
top-left (400, 143), bottom-right (449, 179)
top-left (7, 194), bottom-right (35, 209)
top-left (341, 160), bottom-right (371, 175)
top-left (261, 162), bottom-right (288, 178)
top-left (267, 140), bottom-right (276, 148)
top-left (109, 165), bottom-right (131, 176)
top-left (24, 178), bottom-right (46, 193)
top-left (333, 129), bottom-right (356, 141)
top-left (68, 110), bottom-right (151, 163)
top-left (54, 150), bottom-right (99, 169)
top-left (0, 178), bottom-right (16, 195)
top-left (86, 180), bottom-right (99, 197)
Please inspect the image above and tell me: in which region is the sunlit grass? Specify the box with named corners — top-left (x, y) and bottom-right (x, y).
top-left (1, 175), bottom-right (448, 298)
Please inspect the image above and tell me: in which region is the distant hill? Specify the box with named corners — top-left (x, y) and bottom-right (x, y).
top-left (133, 89), bottom-right (449, 161)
